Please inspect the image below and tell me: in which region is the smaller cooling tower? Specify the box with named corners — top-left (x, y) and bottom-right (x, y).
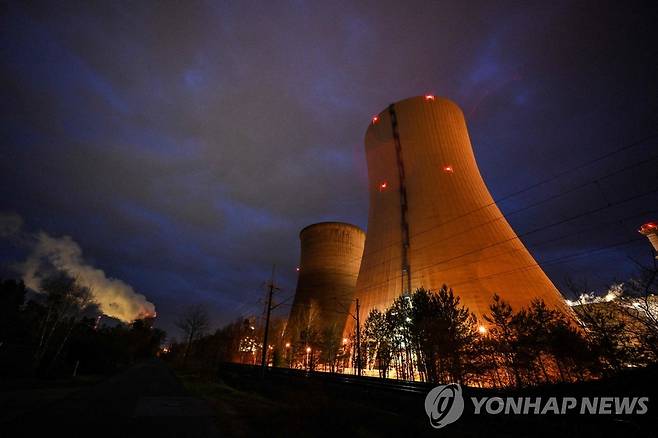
top-left (286, 222), bottom-right (365, 341)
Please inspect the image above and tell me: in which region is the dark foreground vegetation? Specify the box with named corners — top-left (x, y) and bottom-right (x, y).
top-left (168, 260), bottom-right (658, 390)
top-left (175, 361), bottom-right (658, 437)
top-left (0, 273), bottom-right (164, 380)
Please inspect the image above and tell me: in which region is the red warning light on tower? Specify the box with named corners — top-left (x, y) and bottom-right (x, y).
top-left (343, 95), bottom-right (571, 341)
top-left (379, 181), bottom-right (388, 191)
top-left (372, 115), bottom-right (379, 124)
top-left (639, 222), bottom-right (657, 234)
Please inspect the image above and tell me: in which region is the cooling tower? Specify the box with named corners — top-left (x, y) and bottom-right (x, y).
top-left (286, 222), bottom-right (365, 340)
top-left (345, 95), bottom-right (569, 334)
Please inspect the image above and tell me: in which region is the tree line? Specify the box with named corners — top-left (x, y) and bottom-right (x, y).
top-left (359, 261), bottom-right (658, 386)
top-left (164, 261), bottom-right (658, 388)
top-left (0, 272), bottom-right (164, 378)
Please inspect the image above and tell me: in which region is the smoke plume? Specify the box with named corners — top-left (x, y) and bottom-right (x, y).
top-left (1, 212), bottom-right (156, 322)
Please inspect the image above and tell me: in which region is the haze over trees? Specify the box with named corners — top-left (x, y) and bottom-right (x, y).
top-left (0, 272), bottom-right (165, 378)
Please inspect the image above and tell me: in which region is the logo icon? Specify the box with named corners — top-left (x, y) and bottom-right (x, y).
top-left (424, 383), bottom-right (464, 429)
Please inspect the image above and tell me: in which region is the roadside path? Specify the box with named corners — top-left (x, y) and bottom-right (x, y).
top-left (1, 360), bottom-right (218, 438)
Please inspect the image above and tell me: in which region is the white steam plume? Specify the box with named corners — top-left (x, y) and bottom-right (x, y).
top-left (0, 213), bottom-right (155, 322)
top-left (23, 232), bottom-right (156, 322)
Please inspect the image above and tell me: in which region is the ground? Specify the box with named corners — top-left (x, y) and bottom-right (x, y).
top-left (0, 360), bottom-right (217, 437)
top-left (2, 361), bottom-right (656, 437)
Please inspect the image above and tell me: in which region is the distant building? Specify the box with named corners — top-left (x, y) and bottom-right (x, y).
top-left (568, 284), bottom-right (657, 354)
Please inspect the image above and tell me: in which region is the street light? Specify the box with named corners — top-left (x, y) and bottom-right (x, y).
top-left (305, 346), bottom-right (312, 371)
top-left (478, 325), bottom-right (488, 335)
top-left (284, 342), bottom-right (292, 368)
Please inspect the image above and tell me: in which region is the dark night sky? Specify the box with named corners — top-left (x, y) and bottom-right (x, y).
top-left (1, 1), bottom-right (657, 336)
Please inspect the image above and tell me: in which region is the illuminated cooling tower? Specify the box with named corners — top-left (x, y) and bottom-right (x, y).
top-left (638, 222), bottom-right (658, 258)
top-left (345, 95), bottom-right (569, 334)
top-left (286, 222), bottom-right (365, 340)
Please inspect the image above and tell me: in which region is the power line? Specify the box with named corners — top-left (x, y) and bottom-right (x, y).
top-left (358, 150), bottom-right (658, 263)
top-left (356, 234), bottom-right (647, 295)
top-left (235, 135), bottom-right (657, 326)
top-left (353, 182), bottom-right (658, 293)
top-left (355, 184), bottom-right (658, 278)
top-left (397, 208), bottom-right (658, 278)
top-left (282, 135), bottom-right (658, 287)
top-left (415, 186), bottom-right (658, 271)
top-left (278, 182), bottom-right (656, 303)
top-left (448, 237), bottom-right (644, 289)
top-left (333, 133), bottom-right (658, 218)
top-left (467, 133), bottom-right (658, 217)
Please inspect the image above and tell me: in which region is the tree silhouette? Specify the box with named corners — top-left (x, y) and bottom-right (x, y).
top-left (363, 309), bottom-right (393, 378)
top-left (176, 304), bottom-right (210, 362)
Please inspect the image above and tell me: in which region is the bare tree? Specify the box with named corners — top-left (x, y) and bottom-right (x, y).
top-left (35, 271), bottom-right (96, 369)
top-left (617, 257), bottom-right (658, 361)
top-left (176, 305), bottom-right (210, 362)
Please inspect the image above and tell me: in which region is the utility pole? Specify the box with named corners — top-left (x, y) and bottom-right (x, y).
top-left (261, 265), bottom-right (277, 378)
top-left (330, 296), bottom-right (363, 377)
top-left (355, 297), bottom-right (362, 377)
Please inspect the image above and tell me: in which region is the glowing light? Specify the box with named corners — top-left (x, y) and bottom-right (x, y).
top-left (268, 345), bottom-right (273, 350)
top-left (285, 342), bottom-right (291, 348)
top-left (379, 181), bottom-right (388, 191)
top-left (250, 326), bottom-right (255, 330)
top-left (443, 165), bottom-right (454, 173)
top-left (306, 347), bottom-right (312, 353)
top-left (425, 95), bottom-right (435, 101)
top-left (639, 222), bottom-right (658, 234)
top-left (342, 337), bottom-right (348, 345)
top-left (296, 267), bottom-right (300, 272)
top-left (478, 325), bottom-right (487, 335)
top-left (372, 115), bottom-right (379, 124)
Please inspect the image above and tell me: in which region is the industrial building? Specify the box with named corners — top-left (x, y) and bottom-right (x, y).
top-left (286, 222), bottom-right (365, 344)
top-left (344, 95), bottom-right (570, 336)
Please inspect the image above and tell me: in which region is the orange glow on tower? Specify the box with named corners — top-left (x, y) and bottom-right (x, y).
top-left (287, 222), bottom-right (365, 342)
top-left (344, 96), bottom-right (570, 337)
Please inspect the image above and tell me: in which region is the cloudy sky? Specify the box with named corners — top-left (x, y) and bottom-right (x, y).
top-left (1, 1), bottom-right (657, 335)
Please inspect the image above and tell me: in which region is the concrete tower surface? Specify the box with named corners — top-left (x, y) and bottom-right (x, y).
top-left (286, 222), bottom-right (365, 340)
top-left (345, 95), bottom-right (569, 334)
